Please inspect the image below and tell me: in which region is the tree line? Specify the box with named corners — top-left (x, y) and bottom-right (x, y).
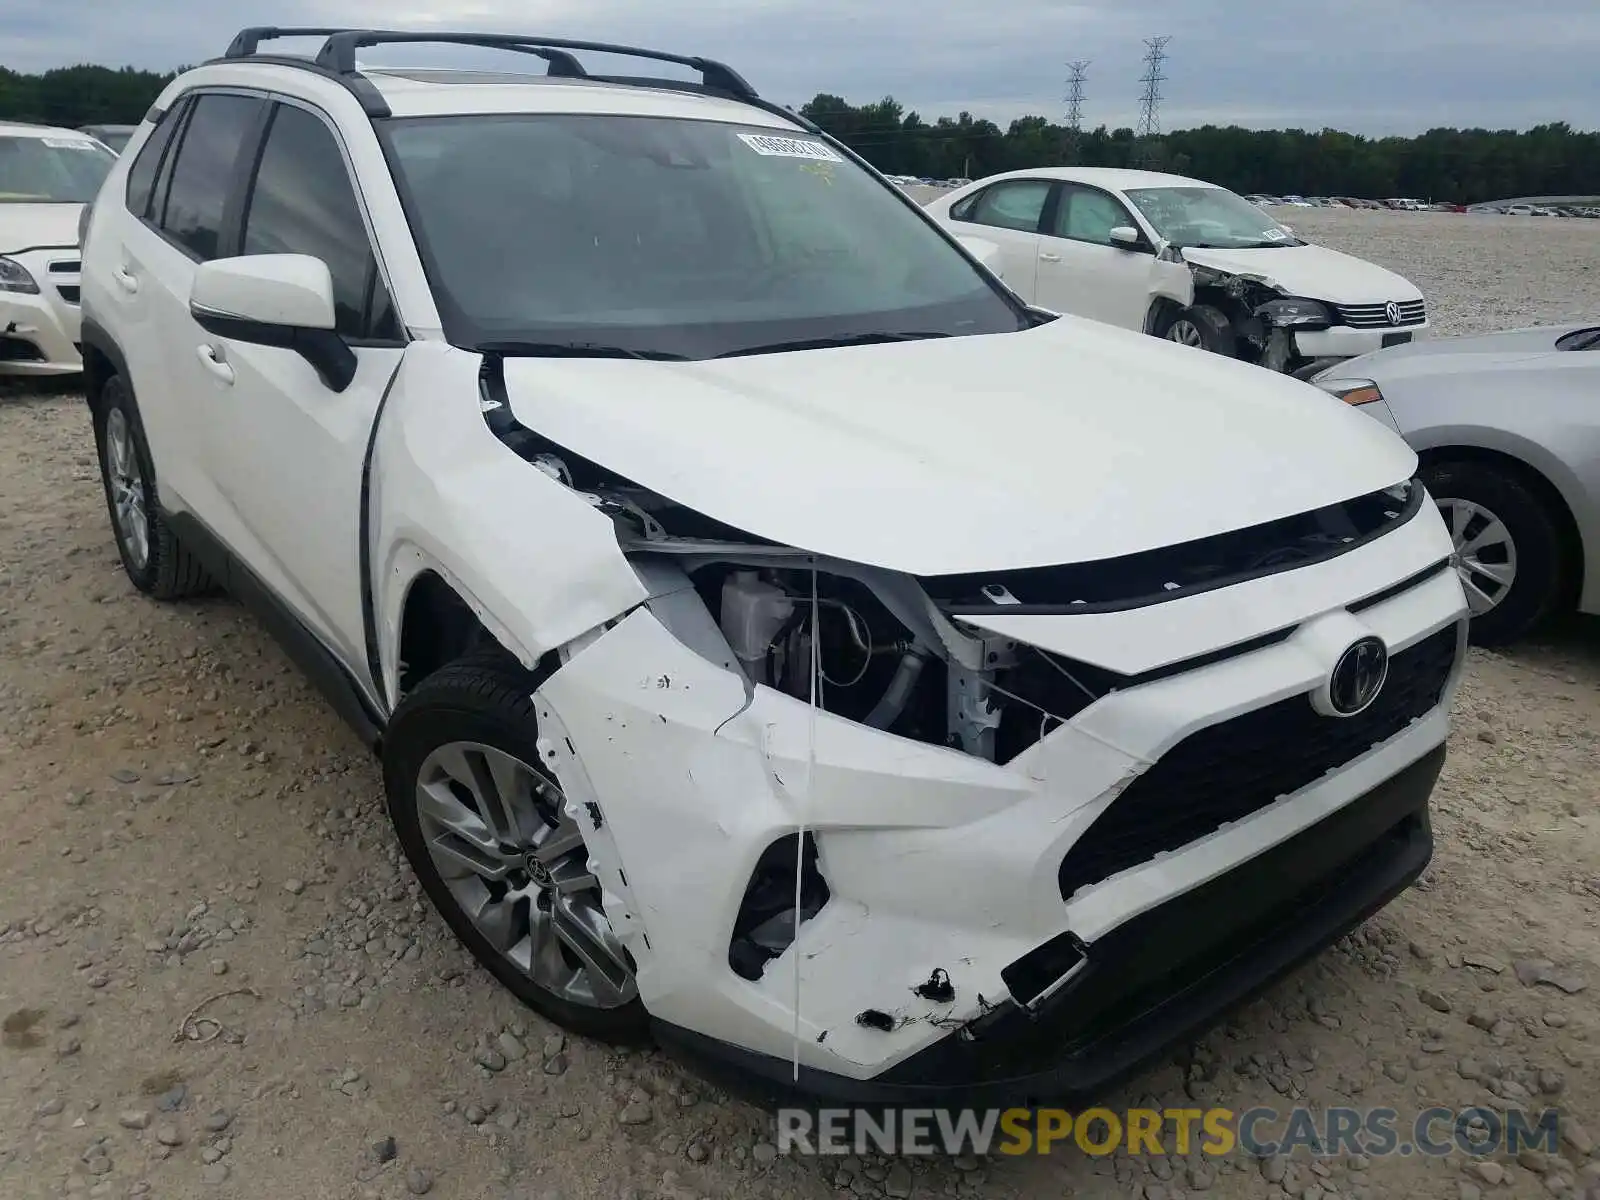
top-left (799, 96), bottom-right (1597, 204)
top-left (3, 64), bottom-right (1594, 204)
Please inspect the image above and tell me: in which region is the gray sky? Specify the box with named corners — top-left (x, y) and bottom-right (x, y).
top-left (11, 0), bottom-right (1599, 135)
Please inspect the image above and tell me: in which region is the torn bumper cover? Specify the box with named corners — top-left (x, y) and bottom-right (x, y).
top-left (530, 547), bottom-right (1466, 1107)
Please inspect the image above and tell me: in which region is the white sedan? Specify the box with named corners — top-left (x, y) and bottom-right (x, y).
top-left (927, 167), bottom-right (1429, 379)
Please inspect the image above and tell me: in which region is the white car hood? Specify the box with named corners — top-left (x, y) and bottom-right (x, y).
top-left (501, 317), bottom-right (1417, 576)
top-left (1179, 242), bottom-right (1422, 306)
top-left (0, 203), bottom-right (82, 254)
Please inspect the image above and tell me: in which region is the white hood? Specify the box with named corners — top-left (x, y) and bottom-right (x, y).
top-left (501, 316), bottom-right (1416, 576)
top-left (1180, 242), bottom-right (1422, 306)
top-left (0, 203), bottom-right (82, 254)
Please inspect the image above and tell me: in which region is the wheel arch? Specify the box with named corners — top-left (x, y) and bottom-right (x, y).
top-left (390, 561), bottom-right (550, 703)
top-left (1416, 443), bottom-right (1586, 610)
top-left (78, 316), bottom-right (130, 417)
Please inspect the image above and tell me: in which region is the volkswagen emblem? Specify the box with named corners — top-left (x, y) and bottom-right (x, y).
top-left (1384, 301), bottom-right (1403, 326)
top-left (1327, 636), bottom-right (1389, 717)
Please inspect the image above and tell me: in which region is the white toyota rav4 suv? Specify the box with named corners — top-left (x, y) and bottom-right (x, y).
top-left (80, 27), bottom-right (1468, 1107)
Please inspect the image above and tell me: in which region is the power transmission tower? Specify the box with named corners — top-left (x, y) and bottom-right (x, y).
top-left (1135, 36), bottom-right (1171, 138)
top-left (1065, 60), bottom-right (1089, 130)
top-left (1063, 60), bottom-right (1089, 164)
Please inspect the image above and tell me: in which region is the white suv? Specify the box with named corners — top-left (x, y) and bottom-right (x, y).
top-left (80, 27), bottom-right (1468, 1107)
top-left (1, 122), bottom-right (117, 375)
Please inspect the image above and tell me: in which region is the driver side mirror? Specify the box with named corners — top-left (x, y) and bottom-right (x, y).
top-left (1108, 225), bottom-right (1142, 249)
top-left (189, 254), bottom-right (357, 392)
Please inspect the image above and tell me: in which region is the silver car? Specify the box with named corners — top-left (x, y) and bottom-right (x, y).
top-left (1314, 323), bottom-right (1600, 644)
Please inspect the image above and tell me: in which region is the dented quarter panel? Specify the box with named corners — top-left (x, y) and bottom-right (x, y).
top-left (531, 559), bottom-right (1465, 1077)
top-left (368, 343), bottom-right (648, 704)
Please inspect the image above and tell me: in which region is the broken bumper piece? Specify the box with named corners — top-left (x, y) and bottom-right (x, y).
top-left (655, 742), bottom-right (1440, 1108)
top-left (532, 549), bottom-right (1464, 1107)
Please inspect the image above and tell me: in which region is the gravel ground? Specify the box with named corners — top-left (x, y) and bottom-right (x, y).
top-left (3, 210), bottom-right (1599, 1200)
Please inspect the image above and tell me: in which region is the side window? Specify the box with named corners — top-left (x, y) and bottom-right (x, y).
top-left (123, 100), bottom-right (186, 219)
top-left (160, 94), bottom-right (264, 260)
top-left (965, 180), bottom-right (1050, 233)
top-left (1054, 185), bottom-right (1137, 246)
top-left (241, 104), bottom-right (394, 340)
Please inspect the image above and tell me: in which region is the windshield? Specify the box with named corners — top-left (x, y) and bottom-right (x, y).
top-left (0, 135), bottom-right (116, 203)
top-left (379, 114), bottom-right (1028, 358)
top-left (1124, 185), bottom-right (1304, 249)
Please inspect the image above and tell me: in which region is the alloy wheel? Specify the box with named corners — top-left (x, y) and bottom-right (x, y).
top-left (415, 740), bottom-right (636, 1009)
top-left (1166, 319), bottom-right (1205, 348)
top-left (104, 407), bottom-right (150, 571)
top-left (1437, 497), bottom-right (1518, 616)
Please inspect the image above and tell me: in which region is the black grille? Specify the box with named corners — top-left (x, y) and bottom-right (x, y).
top-left (48, 259), bottom-right (81, 274)
top-left (1334, 299), bottom-right (1426, 328)
top-left (0, 335), bottom-right (45, 362)
top-left (1057, 622), bottom-right (1458, 900)
top-left (55, 285), bottom-right (80, 305)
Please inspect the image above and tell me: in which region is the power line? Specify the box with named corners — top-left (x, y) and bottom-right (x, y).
top-left (1136, 36), bottom-right (1171, 139)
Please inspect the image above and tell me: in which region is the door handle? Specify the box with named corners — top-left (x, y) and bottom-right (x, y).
top-left (1039, 252), bottom-right (1062, 262)
top-left (113, 266), bottom-right (139, 294)
top-left (196, 344), bottom-right (235, 385)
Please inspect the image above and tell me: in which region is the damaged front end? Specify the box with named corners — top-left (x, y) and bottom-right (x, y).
top-left (477, 359), bottom-right (1463, 1100)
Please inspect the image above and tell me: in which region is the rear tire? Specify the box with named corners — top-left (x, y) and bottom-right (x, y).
top-left (1161, 304), bottom-right (1236, 356)
top-left (1422, 459), bottom-right (1568, 645)
top-left (93, 374), bottom-right (214, 600)
top-left (382, 653), bottom-right (650, 1043)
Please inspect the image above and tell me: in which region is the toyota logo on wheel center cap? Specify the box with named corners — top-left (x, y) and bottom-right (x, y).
top-left (1384, 301), bottom-right (1403, 326)
top-left (1328, 636), bottom-right (1389, 717)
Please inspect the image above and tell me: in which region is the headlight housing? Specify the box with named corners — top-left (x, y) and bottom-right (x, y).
top-left (1314, 377), bottom-right (1386, 407)
top-left (1255, 296), bottom-right (1332, 329)
top-left (0, 255), bottom-right (40, 295)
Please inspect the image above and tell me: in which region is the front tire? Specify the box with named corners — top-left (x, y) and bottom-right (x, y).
top-left (93, 375), bottom-right (214, 600)
top-left (382, 654), bottom-right (648, 1042)
top-left (1160, 304), bottom-right (1236, 356)
top-left (1422, 460), bottom-right (1568, 645)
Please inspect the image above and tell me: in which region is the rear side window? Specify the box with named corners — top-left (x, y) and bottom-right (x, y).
top-left (160, 93), bottom-right (263, 261)
top-left (123, 102), bottom-right (185, 219)
top-left (959, 180), bottom-right (1051, 233)
top-left (240, 104), bottom-right (385, 339)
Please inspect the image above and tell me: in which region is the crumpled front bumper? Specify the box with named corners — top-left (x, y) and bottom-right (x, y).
top-left (530, 507), bottom-right (1467, 1104)
top-left (1, 250), bottom-right (83, 374)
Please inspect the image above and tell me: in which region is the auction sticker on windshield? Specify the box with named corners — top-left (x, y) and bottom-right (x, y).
top-left (42, 137), bottom-right (100, 151)
top-left (737, 133), bottom-right (843, 162)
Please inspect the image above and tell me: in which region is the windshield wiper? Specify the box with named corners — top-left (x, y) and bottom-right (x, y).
top-left (474, 340), bottom-right (691, 362)
top-left (715, 331), bottom-right (953, 359)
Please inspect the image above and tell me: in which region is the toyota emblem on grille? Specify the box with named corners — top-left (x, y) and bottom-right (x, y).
top-left (1328, 636), bottom-right (1389, 717)
top-left (1384, 301), bottom-right (1403, 326)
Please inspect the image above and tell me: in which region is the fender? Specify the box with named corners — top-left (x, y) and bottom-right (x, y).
top-left (367, 343), bottom-right (649, 708)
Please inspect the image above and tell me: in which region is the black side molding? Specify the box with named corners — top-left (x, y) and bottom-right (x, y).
top-left (165, 510), bottom-right (385, 751)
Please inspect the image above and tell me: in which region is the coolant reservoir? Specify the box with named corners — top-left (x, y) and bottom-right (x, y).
top-left (720, 572), bottom-right (794, 685)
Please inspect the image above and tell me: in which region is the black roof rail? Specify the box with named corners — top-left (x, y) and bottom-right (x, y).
top-left (217, 26), bottom-right (764, 118)
top-left (311, 30), bottom-right (759, 99)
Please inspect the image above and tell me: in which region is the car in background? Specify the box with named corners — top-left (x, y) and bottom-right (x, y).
top-left (1314, 324), bottom-right (1600, 644)
top-left (78, 124), bottom-right (140, 154)
top-left (1, 121), bottom-right (117, 375)
top-left (926, 167), bottom-right (1429, 378)
top-left (1503, 204), bottom-right (1536, 216)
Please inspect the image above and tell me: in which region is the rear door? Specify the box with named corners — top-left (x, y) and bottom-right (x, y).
top-left (944, 179), bottom-right (1051, 301)
top-left (109, 90), bottom-right (267, 517)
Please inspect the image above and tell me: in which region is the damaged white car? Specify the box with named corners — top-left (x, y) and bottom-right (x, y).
top-left (80, 28), bottom-right (1469, 1107)
top-left (927, 168), bottom-right (1430, 379)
